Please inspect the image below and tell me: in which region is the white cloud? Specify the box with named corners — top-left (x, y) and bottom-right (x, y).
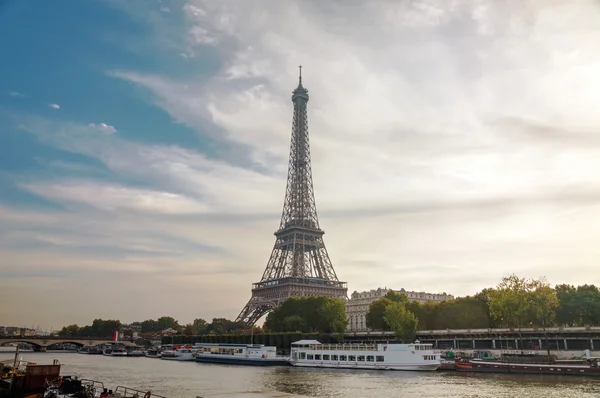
top-left (3, 0), bottom-right (600, 327)
top-left (8, 91), bottom-right (26, 97)
top-left (160, 6), bottom-right (170, 13)
top-left (88, 122), bottom-right (117, 134)
top-left (48, 103), bottom-right (60, 109)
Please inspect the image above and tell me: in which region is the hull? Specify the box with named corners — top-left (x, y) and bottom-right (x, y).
top-left (103, 352), bottom-right (128, 357)
top-left (456, 360), bottom-right (600, 376)
top-left (145, 354), bottom-right (162, 358)
top-left (290, 361), bottom-right (439, 371)
top-left (195, 355), bottom-right (289, 367)
top-left (161, 354), bottom-right (195, 361)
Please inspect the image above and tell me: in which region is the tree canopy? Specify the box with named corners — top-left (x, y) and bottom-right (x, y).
top-left (264, 297), bottom-right (347, 336)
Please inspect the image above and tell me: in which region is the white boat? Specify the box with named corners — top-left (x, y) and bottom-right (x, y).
top-left (145, 348), bottom-right (162, 358)
top-left (103, 346), bottom-right (128, 356)
top-left (78, 346), bottom-right (102, 355)
top-left (160, 347), bottom-right (197, 361)
top-left (193, 343), bottom-right (289, 366)
top-left (127, 349), bottom-right (145, 357)
top-left (289, 340), bottom-right (441, 371)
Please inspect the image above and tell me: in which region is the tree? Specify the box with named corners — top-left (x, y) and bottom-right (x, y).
top-left (156, 316), bottom-right (179, 331)
top-left (384, 291), bottom-right (409, 304)
top-left (182, 324), bottom-right (195, 336)
top-left (365, 298), bottom-right (392, 331)
top-left (192, 318), bottom-right (208, 335)
top-left (488, 274), bottom-right (533, 328)
top-left (264, 297), bottom-right (347, 334)
top-left (281, 315), bottom-right (308, 332)
top-left (383, 302), bottom-right (418, 342)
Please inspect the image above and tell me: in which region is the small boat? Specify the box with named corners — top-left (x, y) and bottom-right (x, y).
top-left (161, 347), bottom-right (197, 361)
top-left (127, 349), bottom-right (145, 357)
top-left (145, 348), bottom-right (162, 358)
top-left (289, 340), bottom-right (440, 371)
top-left (78, 346), bottom-right (102, 355)
top-left (102, 347), bottom-right (128, 357)
top-left (194, 343), bottom-right (289, 366)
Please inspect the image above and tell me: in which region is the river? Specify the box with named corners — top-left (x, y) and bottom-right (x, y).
top-left (6, 352), bottom-right (600, 397)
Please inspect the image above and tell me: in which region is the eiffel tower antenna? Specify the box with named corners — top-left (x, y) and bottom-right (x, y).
top-left (236, 68), bottom-right (348, 327)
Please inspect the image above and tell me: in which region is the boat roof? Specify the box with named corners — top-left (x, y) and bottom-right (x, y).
top-left (291, 340), bottom-right (322, 345)
top-left (193, 343), bottom-right (267, 348)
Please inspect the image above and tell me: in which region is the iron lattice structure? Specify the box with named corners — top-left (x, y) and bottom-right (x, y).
top-left (236, 68), bottom-right (348, 327)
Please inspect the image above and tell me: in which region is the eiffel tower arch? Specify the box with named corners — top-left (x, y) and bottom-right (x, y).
top-left (236, 67), bottom-right (348, 327)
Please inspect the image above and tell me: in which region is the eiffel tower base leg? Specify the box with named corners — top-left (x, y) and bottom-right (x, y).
top-left (235, 298), bottom-right (273, 327)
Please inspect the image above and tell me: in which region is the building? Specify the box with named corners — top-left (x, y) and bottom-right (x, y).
top-left (346, 288), bottom-right (454, 332)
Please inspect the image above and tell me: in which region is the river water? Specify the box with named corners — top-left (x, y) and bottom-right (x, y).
top-left (7, 352), bottom-right (600, 398)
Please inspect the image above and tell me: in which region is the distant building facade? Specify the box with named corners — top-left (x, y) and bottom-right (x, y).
top-left (0, 327), bottom-right (37, 337)
top-left (346, 287), bottom-right (454, 332)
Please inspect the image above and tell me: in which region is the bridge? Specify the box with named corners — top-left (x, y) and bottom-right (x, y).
top-left (0, 336), bottom-right (134, 352)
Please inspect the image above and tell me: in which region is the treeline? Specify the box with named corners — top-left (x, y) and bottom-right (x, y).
top-left (264, 297), bottom-right (347, 337)
top-left (366, 275), bottom-right (600, 332)
top-left (57, 319), bottom-right (121, 337)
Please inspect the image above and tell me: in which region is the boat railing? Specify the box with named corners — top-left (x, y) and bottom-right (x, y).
top-left (299, 344), bottom-right (379, 351)
top-left (114, 386), bottom-right (168, 398)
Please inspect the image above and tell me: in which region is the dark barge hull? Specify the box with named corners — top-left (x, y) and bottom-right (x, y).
top-left (455, 360), bottom-right (600, 377)
top-left (195, 356), bottom-right (289, 367)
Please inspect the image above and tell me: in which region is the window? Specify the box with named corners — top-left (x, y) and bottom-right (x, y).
top-left (349, 355), bottom-right (356, 361)
top-left (323, 355), bottom-right (330, 360)
top-left (367, 356), bottom-right (374, 362)
top-left (358, 355), bottom-right (365, 361)
top-left (331, 355), bottom-right (338, 361)
top-left (340, 355), bottom-right (347, 361)
top-left (299, 352), bottom-right (306, 359)
top-left (376, 356), bottom-right (384, 362)
top-left (314, 354), bottom-right (321, 360)
top-left (307, 354), bottom-right (314, 360)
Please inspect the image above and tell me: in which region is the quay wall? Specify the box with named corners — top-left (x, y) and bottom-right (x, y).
top-left (162, 327), bottom-right (600, 354)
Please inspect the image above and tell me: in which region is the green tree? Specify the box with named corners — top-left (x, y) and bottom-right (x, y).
top-left (384, 291), bottom-right (409, 304)
top-left (320, 299), bottom-right (347, 340)
top-left (281, 315), bottom-right (308, 332)
top-left (488, 274), bottom-right (532, 328)
top-left (366, 298), bottom-right (392, 331)
top-left (192, 318), bottom-right (208, 335)
top-left (182, 324), bottom-right (195, 336)
top-left (156, 316), bottom-right (179, 331)
top-left (383, 302), bottom-right (418, 342)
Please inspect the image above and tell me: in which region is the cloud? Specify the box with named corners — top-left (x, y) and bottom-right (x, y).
top-left (48, 103), bottom-right (60, 109)
top-left (3, 0), bottom-right (600, 328)
top-left (88, 122), bottom-right (117, 134)
top-left (8, 91), bottom-right (26, 97)
top-left (160, 6), bottom-right (170, 13)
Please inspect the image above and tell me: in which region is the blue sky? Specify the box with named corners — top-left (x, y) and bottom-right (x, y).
top-left (1, 0), bottom-right (600, 329)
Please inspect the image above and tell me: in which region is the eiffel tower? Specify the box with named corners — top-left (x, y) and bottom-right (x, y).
top-left (236, 67), bottom-right (348, 327)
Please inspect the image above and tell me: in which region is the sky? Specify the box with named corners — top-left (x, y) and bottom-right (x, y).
top-left (1, 0), bottom-right (600, 330)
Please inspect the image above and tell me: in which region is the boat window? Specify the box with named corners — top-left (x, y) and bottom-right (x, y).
top-left (331, 355), bottom-right (338, 361)
top-left (376, 356), bottom-right (384, 362)
top-left (299, 352), bottom-right (306, 359)
top-left (323, 355), bottom-right (330, 360)
top-left (307, 354), bottom-right (314, 360)
top-left (367, 356), bottom-right (374, 362)
top-left (315, 354), bottom-right (321, 360)
top-left (340, 355), bottom-right (347, 361)
top-left (349, 355), bottom-right (356, 361)
top-left (358, 355), bottom-right (365, 361)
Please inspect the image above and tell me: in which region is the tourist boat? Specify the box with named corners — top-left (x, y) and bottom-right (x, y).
top-left (194, 343), bottom-right (290, 366)
top-left (145, 348), bottom-right (162, 358)
top-left (78, 346), bottom-right (102, 355)
top-left (161, 347), bottom-right (198, 361)
top-left (289, 340), bottom-right (440, 371)
top-left (102, 346), bottom-right (128, 357)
